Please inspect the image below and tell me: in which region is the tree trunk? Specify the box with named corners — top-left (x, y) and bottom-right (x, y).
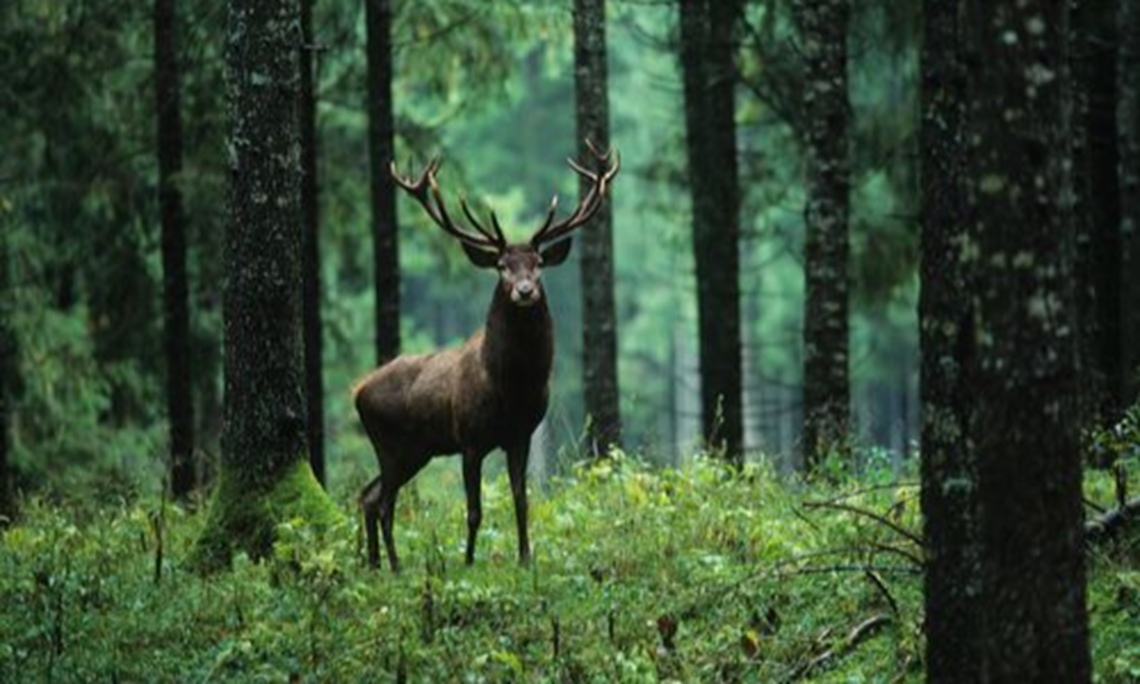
top-left (918, 1), bottom-right (983, 681)
top-left (0, 228), bottom-right (14, 523)
top-left (367, 0), bottom-right (401, 366)
top-left (1121, 0), bottom-right (1140, 402)
top-left (573, 0), bottom-right (622, 455)
top-left (967, 1), bottom-right (1092, 681)
top-left (193, 0), bottom-right (339, 570)
top-left (299, 0), bottom-right (325, 486)
top-left (678, 0), bottom-right (744, 463)
top-left (155, 0), bottom-right (196, 499)
top-left (1073, 0), bottom-right (1123, 421)
top-left (794, 0), bottom-right (851, 469)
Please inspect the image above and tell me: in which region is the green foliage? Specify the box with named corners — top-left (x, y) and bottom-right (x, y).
top-left (1, 458), bottom-right (1135, 682)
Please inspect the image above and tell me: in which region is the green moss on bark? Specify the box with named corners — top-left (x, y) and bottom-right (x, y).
top-left (191, 457), bottom-right (341, 572)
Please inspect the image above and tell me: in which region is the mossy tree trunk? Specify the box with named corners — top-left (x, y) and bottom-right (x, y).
top-left (155, 0), bottom-right (197, 500)
top-left (299, 0), bottom-right (325, 485)
top-left (918, 1), bottom-right (982, 682)
top-left (794, 0), bottom-right (851, 469)
top-left (966, 1), bottom-right (1092, 681)
top-left (573, 0), bottom-right (622, 455)
top-left (194, 0), bottom-right (339, 569)
top-left (367, 0), bottom-right (401, 366)
top-left (678, 0), bottom-right (744, 463)
top-left (1121, 0), bottom-right (1140, 401)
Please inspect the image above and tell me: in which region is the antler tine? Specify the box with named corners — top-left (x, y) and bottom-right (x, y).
top-left (390, 157), bottom-right (501, 250)
top-left (531, 144), bottom-right (620, 246)
top-left (459, 196), bottom-right (506, 247)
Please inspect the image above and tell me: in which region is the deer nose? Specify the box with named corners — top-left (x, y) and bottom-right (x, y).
top-left (517, 281), bottom-right (535, 297)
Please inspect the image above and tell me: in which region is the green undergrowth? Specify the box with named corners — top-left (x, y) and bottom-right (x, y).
top-left (0, 454), bottom-right (1135, 683)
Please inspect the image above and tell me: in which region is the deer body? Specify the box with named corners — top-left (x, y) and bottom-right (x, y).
top-left (357, 143), bottom-right (619, 571)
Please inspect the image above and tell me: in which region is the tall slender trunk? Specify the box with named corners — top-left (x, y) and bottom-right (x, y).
top-left (1120, 0), bottom-right (1140, 402)
top-left (678, 0), bottom-right (744, 463)
top-left (918, 1), bottom-right (982, 681)
top-left (193, 0), bottom-right (339, 570)
top-left (299, 0), bottom-right (325, 485)
top-left (0, 227), bottom-right (14, 522)
top-left (1073, 0), bottom-right (1123, 421)
top-left (573, 0), bottom-right (621, 455)
top-left (967, 1), bottom-right (1092, 681)
top-left (794, 0), bottom-right (851, 469)
top-left (367, 0), bottom-right (401, 366)
top-left (156, 0), bottom-right (196, 499)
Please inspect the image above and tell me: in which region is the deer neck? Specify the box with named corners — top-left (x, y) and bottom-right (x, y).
top-left (482, 284), bottom-right (553, 386)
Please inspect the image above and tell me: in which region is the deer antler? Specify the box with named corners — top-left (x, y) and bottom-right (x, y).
top-left (390, 158), bottom-right (506, 251)
top-left (530, 139), bottom-right (621, 247)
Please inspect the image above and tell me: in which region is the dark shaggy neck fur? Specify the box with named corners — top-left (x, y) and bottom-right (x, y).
top-left (482, 284), bottom-right (554, 392)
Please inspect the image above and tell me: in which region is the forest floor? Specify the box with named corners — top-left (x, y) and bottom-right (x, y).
top-left (0, 454), bottom-right (1136, 683)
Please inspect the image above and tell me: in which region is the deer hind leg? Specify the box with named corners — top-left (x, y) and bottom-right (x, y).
top-left (506, 443), bottom-right (531, 566)
top-left (360, 474), bottom-right (384, 569)
top-left (463, 451), bottom-right (485, 566)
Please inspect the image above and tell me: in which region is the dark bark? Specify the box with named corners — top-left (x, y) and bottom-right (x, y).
top-left (156, 0), bottom-right (196, 499)
top-left (918, 1), bottom-right (982, 682)
top-left (794, 0), bottom-right (851, 469)
top-left (573, 0), bottom-right (621, 455)
top-left (0, 229), bottom-right (14, 522)
top-left (194, 0), bottom-right (338, 569)
top-left (1121, 0), bottom-right (1140, 402)
top-left (1073, 0), bottom-right (1123, 421)
top-left (678, 0), bottom-right (744, 462)
top-left (966, 1), bottom-right (1092, 682)
top-left (366, 0), bottom-right (401, 366)
top-left (299, 0), bottom-right (324, 485)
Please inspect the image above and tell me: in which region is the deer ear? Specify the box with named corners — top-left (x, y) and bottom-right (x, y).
top-left (539, 239), bottom-right (573, 267)
top-left (462, 243), bottom-right (500, 269)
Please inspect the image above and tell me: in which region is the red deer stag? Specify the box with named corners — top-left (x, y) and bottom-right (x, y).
top-left (355, 142), bottom-right (620, 571)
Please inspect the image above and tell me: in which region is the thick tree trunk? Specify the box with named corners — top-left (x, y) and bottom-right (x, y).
top-left (967, 2), bottom-right (1092, 681)
top-left (794, 0), bottom-right (851, 469)
top-left (918, 1), bottom-right (982, 682)
top-left (155, 0), bottom-right (196, 499)
top-left (1121, 0), bottom-right (1140, 402)
top-left (678, 0), bottom-right (744, 462)
top-left (367, 0), bottom-right (401, 366)
top-left (1073, 0), bottom-right (1123, 421)
top-left (573, 0), bottom-right (622, 455)
top-left (299, 0), bottom-right (325, 485)
top-left (193, 0), bottom-right (338, 570)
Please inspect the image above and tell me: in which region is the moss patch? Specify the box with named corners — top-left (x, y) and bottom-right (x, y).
top-left (190, 458), bottom-right (342, 572)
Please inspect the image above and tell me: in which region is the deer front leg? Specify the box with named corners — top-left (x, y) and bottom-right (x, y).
top-left (506, 444), bottom-right (531, 566)
top-left (463, 451), bottom-right (484, 566)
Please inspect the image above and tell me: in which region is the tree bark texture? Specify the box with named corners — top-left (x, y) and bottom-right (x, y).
top-left (1073, 0), bottom-right (1123, 421)
top-left (1121, 0), bottom-right (1140, 401)
top-left (155, 0), bottom-right (196, 499)
top-left (573, 0), bottom-right (622, 455)
top-left (194, 0), bottom-right (338, 569)
top-left (367, 0), bottom-right (401, 366)
top-left (299, 0), bottom-right (325, 485)
top-left (918, 1), bottom-right (983, 682)
top-left (678, 0), bottom-right (744, 462)
top-left (0, 228), bottom-right (14, 522)
top-left (794, 0), bottom-right (851, 469)
top-left (966, 2), bottom-right (1092, 681)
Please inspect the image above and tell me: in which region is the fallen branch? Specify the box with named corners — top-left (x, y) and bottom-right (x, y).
top-left (802, 500), bottom-right (923, 547)
top-left (783, 614), bottom-right (892, 684)
top-left (1085, 496), bottom-right (1140, 546)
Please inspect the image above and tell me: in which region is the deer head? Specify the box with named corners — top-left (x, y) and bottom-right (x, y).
top-left (391, 140), bottom-right (621, 308)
